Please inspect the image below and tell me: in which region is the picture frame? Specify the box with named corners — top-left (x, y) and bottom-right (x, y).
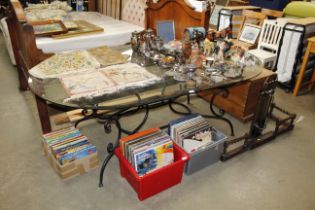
top-left (30, 20), bottom-right (68, 37)
top-left (210, 4), bottom-right (224, 26)
top-left (156, 20), bottom-right (175, 43)
top-left (238, 23), bottom-right (261, 44)
top-left (52, 20), bottom-right (104, 39)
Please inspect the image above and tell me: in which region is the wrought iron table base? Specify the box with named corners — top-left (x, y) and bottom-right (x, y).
top-left (74, 89), bottom-right (234, 187)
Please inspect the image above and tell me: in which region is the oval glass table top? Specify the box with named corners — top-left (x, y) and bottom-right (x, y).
top-left (28, 47), bottom-right (263, 110)
top-left (28, 65), bottom-right (262, 110)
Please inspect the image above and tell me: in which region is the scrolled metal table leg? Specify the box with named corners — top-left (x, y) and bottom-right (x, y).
top-left (104, 120), bottom-right (112, 134)
top-left (202, 88), bottom-right (235, 136)
top-left (119, 105), bottom-right (150, 135)
top-left (74, 109), bottom-right (97, 128)
top-left (99, 118), bottom-right (122, 187)
top-left (98, 105), bottom-right (149, 187)
top-left (169, 99), bottom-right (192, 115)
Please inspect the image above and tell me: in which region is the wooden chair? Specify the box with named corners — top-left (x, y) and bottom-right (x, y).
top-left (231, 10), bottom-right (267, 50)
top-left (247, 19), bottom-right (285, 69)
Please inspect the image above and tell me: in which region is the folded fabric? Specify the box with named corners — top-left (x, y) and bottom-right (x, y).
top-left (25, 9), bottom-right (68, 21)
top-left (87, 46), bottom-right (128, 67)
top-left (25, 0), bottom-right (72, 21)
top-left (29, 50), bottom-right (101, 79)
top-left (60, 71), bottom-right (115, 96)
top-left (61, 63), bottom-right (162, 102)
top-left (25, 1), bottom-right (72, 12)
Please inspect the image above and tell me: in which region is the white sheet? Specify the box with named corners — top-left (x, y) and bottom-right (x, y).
top-left (276, 25), bottom-right (302, 83)
top-left (0, 17), bottom-right (16, 65)
top-left (218, 10), bottom-right (231, 31)
top-left (36, 12), bottom-right (144, 53)
top-left (276, 23), bottom-right (315, 83)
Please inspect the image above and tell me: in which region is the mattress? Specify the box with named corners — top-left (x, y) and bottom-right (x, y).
top-left (35, 12), bottom-right (144, 53)
top-left (276, 20), bottom-right (315, 88)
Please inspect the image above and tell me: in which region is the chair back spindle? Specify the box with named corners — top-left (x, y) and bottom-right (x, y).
top-left (258, 19), bottom-right (284, 53)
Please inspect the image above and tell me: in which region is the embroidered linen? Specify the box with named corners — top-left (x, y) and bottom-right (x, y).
top-left (87, 46), bottom-right (128, 67)
top-left (25, 9), bottom-right (68, 21)
top-left (61, 63), bottom-right (161, 102)
top-left (101, 63), bottom-right (160, 88)
top-left (29, 50), bottom-right (101, 79)
top-left (25, 1), bottom-right (72, 21)
top-left (25, 1), bottom-right (72, 12)
top-left (60, 71), bottom-right (115, 96)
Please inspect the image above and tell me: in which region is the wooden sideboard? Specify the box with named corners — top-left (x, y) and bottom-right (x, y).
top-left (198, 68), bottom-right (275, 122)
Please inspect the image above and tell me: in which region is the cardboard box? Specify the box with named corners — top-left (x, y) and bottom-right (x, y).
top-left (42, 141), bottom-right (99, 181)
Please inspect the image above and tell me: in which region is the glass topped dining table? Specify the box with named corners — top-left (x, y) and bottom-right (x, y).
top-left (28, 53), bottom-right (263, 187)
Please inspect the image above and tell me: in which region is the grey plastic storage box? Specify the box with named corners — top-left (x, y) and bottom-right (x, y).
top-left (184, 128), bottom-right (227, 175)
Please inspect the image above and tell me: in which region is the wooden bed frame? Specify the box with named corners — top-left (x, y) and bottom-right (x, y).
top-left (7, 0), bottom-right (210, 90)
top-left (6, 0), bottom-right (52, 90)
top-left (6, 0), bottom-right (211, 133)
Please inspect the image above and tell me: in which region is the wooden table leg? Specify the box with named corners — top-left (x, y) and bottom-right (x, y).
top-left (293, 43), bottom-right (311, 96)
top-left (35, 95), bottom-right (52, 134)
top-left (307, 66), bottom-right (315, 91)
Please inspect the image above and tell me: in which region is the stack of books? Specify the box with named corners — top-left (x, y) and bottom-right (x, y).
top-left (119, 128), bottom-right (174, 176)
top-left (42, 127), bottom-right (97, 165)
top-left (169, 114), bottom-right (214, 153)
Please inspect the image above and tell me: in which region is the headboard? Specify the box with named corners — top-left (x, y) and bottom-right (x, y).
top-left (121, 0), bottom-right (147, 27)
top-left (97, 0), bottom-right (122, 19)
top-left (145, 0), bottom-right (211, 40)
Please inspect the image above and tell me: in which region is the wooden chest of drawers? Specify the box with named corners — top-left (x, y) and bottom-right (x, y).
top-left (198, 69), bottom-right (275, 122)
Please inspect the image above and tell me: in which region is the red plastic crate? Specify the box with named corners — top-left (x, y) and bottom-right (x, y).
top-left (115, 142), bottom-right (189, 201)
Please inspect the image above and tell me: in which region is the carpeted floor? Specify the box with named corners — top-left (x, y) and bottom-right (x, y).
top-left (0, 34), bottom-right (315, 210)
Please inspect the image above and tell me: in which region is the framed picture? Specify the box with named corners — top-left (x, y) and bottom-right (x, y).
top-left (210, 5), bottom-right (224, 26)
top-left (238, 24), bottom-right (261, 44)
top-left (30, 20), bottom-right (68, 37)
top-left (52, 20), bottom-right (104, 39)
top-left (156, 20), bottom-right (175, 43)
